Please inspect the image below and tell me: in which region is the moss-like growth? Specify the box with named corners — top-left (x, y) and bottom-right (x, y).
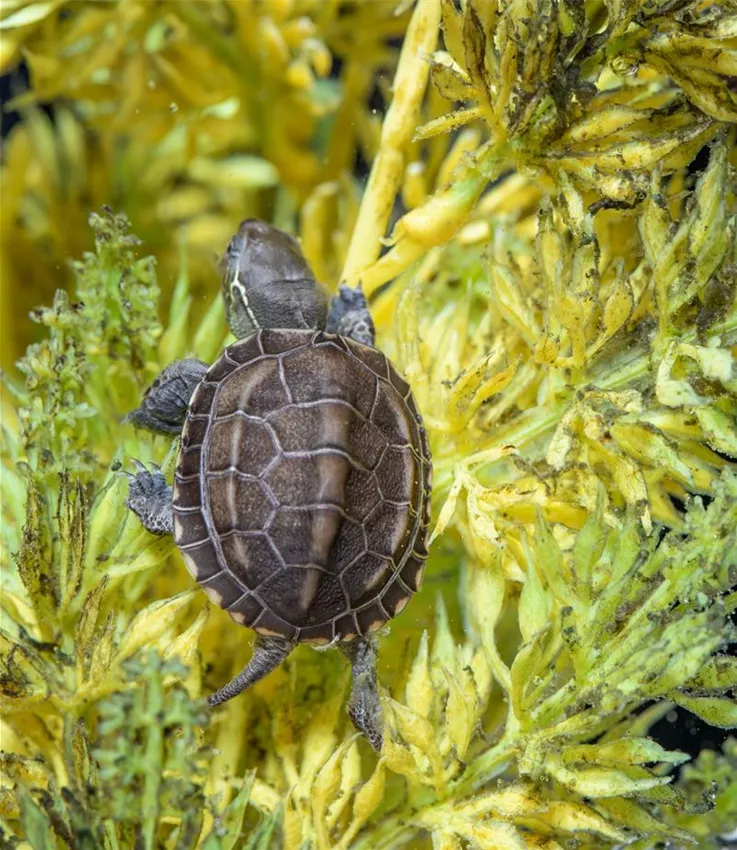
top-left (1, 1), bottom-right (736, 848)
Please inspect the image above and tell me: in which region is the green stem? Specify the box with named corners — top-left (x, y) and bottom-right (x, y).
top-left (141, 669), bottom-right (163, 850)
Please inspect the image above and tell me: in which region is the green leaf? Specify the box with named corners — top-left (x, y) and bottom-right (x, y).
top-left (18, 788), bottom-right (56, 850)
top-left (518, 540), bottom-right (550, 642)
top-left (531, 509), bottom-right (575, 608)
top-left (682, 654), bottom-right (737, 694)
top-left (670, 694), bottom-right (737, 729)
top-left (570, 482), bottom-right (606, 604)
top-left (217, 772), bottom-right (256, 850)
top-left (192, 294), bottom-right (228, 363)
top-left (545, 761), bottom-right (672, 798)
top-left (188, 156), bottom-right (280, 190)
top-left (594, 797), bottom-right (696, 844)
top-left (242, 806), bottom-right (281, 850)
top-left (696, 407), bottom-right (737, 458)
top-left (564, 737), bottom-right (689, 768)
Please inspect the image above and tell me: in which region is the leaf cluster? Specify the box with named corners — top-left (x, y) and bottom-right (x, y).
top-left (2, 652), bottom-right (275, 850)
top-left (0, 0), bottom-right (410, 364)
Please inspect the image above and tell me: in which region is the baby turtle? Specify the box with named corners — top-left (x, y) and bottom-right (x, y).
top-left (125, 220), bottom-right (431, 750)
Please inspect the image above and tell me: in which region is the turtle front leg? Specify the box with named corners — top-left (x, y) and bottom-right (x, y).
top-left (340, 636), bottom-right (383, 751)
top-left (208, 635), bottom-right (294, 707)
top-left (125, 461), bottom-right (174, 536)
top-left (126, 359), bottom-right (208, 435)
top-left (327, 284), bottom-right (375, 347)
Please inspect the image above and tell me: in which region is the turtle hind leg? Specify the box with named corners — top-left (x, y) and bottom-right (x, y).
top-left (208, 635), bottom-right (294, 707)
top-left (126, 358), bottom-right (208, 435)
top-left (340, 636), bottom-right (383, 751)
top-left (125, 461), bottom-right (174, 535)
top-left (327, 284), bottom-right (375, 347)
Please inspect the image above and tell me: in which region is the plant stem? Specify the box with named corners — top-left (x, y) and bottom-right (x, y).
top-left (341, 0), bottom-right (442, 285)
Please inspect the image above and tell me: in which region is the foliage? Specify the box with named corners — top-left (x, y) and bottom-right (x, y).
top-left (0, 0), bottom-right (409, 363)
top-left (2, 1), bottom-right (737, 849)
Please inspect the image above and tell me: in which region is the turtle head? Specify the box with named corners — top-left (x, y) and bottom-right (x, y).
top-left (221, 219), bottom-right (329, 339)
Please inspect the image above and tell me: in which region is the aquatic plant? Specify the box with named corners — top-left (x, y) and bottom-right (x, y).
top-left (2, 1), bottom-right (736, 848)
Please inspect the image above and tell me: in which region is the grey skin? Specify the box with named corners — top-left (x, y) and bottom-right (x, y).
top-left (221, 218), bottom-right (329, 339)
top-left (125, 219), bottom-right (383, 750)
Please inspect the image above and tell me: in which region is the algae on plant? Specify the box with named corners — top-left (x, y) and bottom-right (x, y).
top-left (1, 1), bottom-right (737, 848)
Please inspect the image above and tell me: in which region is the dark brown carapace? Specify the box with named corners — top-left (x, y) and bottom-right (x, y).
top-left (172, 328), bottom-right (432, 646)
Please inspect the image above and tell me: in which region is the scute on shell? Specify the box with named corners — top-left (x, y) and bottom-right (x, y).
top-left (172, 328), bottom-right (431, 644)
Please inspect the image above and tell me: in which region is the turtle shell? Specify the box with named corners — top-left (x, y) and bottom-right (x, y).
top-left (172, 328), bottom-right (431, 645)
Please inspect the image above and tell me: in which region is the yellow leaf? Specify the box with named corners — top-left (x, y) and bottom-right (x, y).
top-left (115, 590), bottom-right (196, 662)
top-left (458, 819), bottom-right (526, 850)
top-left (590, 442), bottom-right (651, 532)
top-left (429, 475), bottom-right (463, 544)
top-left (542, 801), bottom-right (627, 841)
top-left (300, 676), bottom-right (348, 788)
top-left (406, 631), bottom-right (435, 719)
top-left (560, 124), bottom-right (708, 172)
top-left (382, 732), bottom-right (417, 776)
top-left (696, 407), bottom-right (737, 457)
top-left (430, 53), bottom-right (475, 100)
top-left (192, 293), bottom-right (228, 363)
top-left (465, 480), bottom-right (501, 563)
top-left (518, 551), bottom-right (550, 643)
top-left (326, 739), bottom-right (360, 829)
top-left (669, 693), bottom-right (737, 728)
top-left (443, 669), bottom-right (474, 758)
top-left (0, 633), bottom-right (49, 704)
top-left (611, 422), bottom-right (694, 486)
top-left (656, 351), bottom-right (704, 409)
top-left (432, 831), bottom-right (462, 850)
top-left (162, 606), bottom-right (209, 667)
top-left (402, 160), bottom-right (428, 210)
top-left (350, 757), bottom-right (386, 827)
top-left (450, 356), bottom-right (521, 428)
top-left (439, 0), bottom-right (464, 66)
top-left (0, 1), bottom-right (62, 29)
top-left (596, 278), bottom-right (634, 348)
top-left (466, 555), bottom-right (507, 650)
top-left (469, 647), bottom-right (493, 706)
top-left (545, 760), bottom-right (671, 797)
top-left (489, 262), bottom-right (540, 347)
top-left (87, 612), bottom-right (116, 689)
top-left (75, 577), bottom-right (109, 680)
top-left (312, 736), bottom-right (357, 845)
top-left (389, 698), bottom-right (436, 756)
top-left (560, 105), bottom-right (649, 146)
top-left (282, 792), bottom-right (303, 850)
top-left (389, 169), bottom-right (486, 247)
top-left (86, 473), bottom-right (128, 567)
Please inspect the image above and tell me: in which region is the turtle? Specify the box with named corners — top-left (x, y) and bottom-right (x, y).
top-left (125, 218), bottom-right (432, 750)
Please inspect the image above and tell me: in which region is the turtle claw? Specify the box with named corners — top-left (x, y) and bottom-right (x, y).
top-left (125, 460), bottom-right (174, 536)
top-left (340, 637), bottom-right (383, 751)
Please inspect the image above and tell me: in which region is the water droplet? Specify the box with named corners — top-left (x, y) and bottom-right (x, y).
top-left (169, 102), bottom-right (179, 113)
